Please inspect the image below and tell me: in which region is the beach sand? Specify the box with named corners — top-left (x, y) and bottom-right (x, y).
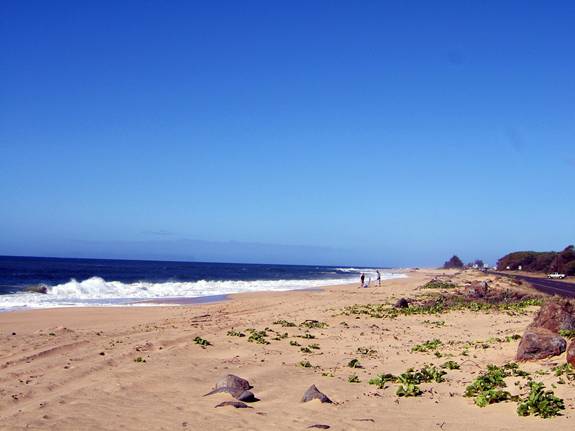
top-left (0, 269), bottom-right (573, 430)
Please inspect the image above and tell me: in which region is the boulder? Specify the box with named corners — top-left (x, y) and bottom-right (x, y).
top-left (516, 327), bottom-right (567, 360)
top-left (394, 298), bottom-right (409, 309)
top-left (463, 281), bottom-right (489, 299)
top-left (567, 341), bottom-right (575, 367)
top-left (529, 300), bottom-right (575, 333)
top-left (204, 374), bottom-right (252, 398)
top-left (302, 385), bottom-right (332, 403)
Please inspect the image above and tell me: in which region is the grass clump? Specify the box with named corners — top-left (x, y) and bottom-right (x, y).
top-left (464, 363), bottom-right (529, 407)
top-left (273, 319), bottom-right (296, 327)
top-left (298, 333), bottom-right (316, 339)
top-left (369, 365), bottom-right (446, 396)
top-left (246, 329), bottom-right (270, 345)
top-left (559, 329), bottom-right (575, 339)
top-left (412, 339), bottom-right (443, 353)
top-left (422, 319), bottom-right (445, 328)
top-left (553, 363), bottom-right (575, 381)
top-left (368, 373), bottom-right (397, 389)
top-left (134, 356), bottom-right (146, 363)
top-left (342, 296), bottom-right (543, 320)
top-left (226, 329), bottom-right (245, 337)
top-left (300, 346), bottom-right (312, 353)
top-left (441, 360), bottom-right (460, 370)
top-left (464, 364), bottom-right (511, 407)
top-left (300, 320), bottom-right (328, 329)
top-left (193, 336), bottom-right (211, 346)
top-left (289, 340), bottom-right (301, 346)
top-left (348, 374), bottom-right (360, 383)
top-left (298, 360), bottom-right (313, 368)
top-left (421, 280), bottom-right (457, 289)
top-left (517, 381), bottom-right (565, 418)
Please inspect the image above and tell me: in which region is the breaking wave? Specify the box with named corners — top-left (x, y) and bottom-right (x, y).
top-left (0, 273), bottom-right (405, 310)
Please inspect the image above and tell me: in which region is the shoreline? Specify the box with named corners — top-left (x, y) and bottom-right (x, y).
top-left (0, 270), bottom-right (409, 313)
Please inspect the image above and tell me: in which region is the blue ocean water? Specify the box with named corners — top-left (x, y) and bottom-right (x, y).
top-left (0, 256), bottom-right (401, 310)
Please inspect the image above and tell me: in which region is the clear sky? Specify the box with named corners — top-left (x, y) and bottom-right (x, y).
top-left (1, 1), bottom-right (574, 267)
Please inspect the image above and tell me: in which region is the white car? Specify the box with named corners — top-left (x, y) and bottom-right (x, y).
top-left (547, 272), bottom-right (566, 279)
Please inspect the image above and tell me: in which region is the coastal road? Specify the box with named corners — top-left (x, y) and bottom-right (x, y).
top-left (489, 271), bottom-right (575, 299)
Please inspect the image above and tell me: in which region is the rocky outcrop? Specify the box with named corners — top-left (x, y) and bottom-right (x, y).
top-left (529, 300), bottom-right (575, 333)
top-left (516, 327), bottom-right (567, 360)
top-left (301, 385), bottom-right (332, 403)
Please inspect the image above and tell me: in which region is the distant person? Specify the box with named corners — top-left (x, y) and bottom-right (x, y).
top-left (366, 276), bottom-right (371, 288)
top-left (360, 273), bottom-right (365, 288)
top-left (376, 270), bottom-right (381, 287)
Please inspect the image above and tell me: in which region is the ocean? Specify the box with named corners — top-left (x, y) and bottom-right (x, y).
top-left (0, 256), bottom-right (404, 311)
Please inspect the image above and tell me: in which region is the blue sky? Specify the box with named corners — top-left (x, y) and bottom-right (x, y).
top-left (1, 1), bottom-right (574, 266)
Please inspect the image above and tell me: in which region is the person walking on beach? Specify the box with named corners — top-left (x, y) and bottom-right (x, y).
top-left (376, 270), bottom-right (381, 287)
top-left (360, 273), bottom-right (365, 288)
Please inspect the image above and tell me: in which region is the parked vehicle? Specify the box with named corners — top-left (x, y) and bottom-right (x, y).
top-left (547, 272), bottom-right (566, 279)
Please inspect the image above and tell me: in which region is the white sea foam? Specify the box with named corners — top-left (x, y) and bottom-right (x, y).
top-left (0, 272), bottom-right (406, 310)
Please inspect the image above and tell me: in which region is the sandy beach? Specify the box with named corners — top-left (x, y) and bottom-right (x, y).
top-left (1, 269), bottom-right (574, 430)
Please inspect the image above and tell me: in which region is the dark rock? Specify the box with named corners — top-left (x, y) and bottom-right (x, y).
top-left (394, 298), bottom-right (409, 309)
top-left (516, 327), bottom-right (567, 360)
top-left (214, 401), bottom-right (252, 409)
top-left (24, 285), bottom-right (48, 294)
top-left (301, 385), bottom-right (332, 403)
top-left (204, 374), bottom-right (252, 398)
top-left (236, 390), bottom-right (258, 402)
top-left (529, 300), bottom-right (575, 333)
top-left (308, 425), bottom-right (330, 429)
top-left (567, 341), bottom-right (575, 367)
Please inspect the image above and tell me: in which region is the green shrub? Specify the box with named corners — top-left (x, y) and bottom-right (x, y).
top-left (368, 373), bottom-right (397, 389)
top-left (273, 319), bottom-right (296, 327)
top-left (193, 336), bottom-right (211, 346)
top-left (396, 382), bottom-right (422, 397)
top-left (440, 360), bottom-right (460, 370)
top-left (247, 329), bottom-right (269, 344)
top-left (412, 339), bottom-right (443, 353)
top-left (517, 382), bottom-right (565, 418)
top-left (227, 329), bottom-right (245, 337)
top-left (300, 320), bottom-right (328, 329)
top-left (559, 329), bottom-right (575, 339)
top-left (553, 363), bottom-right (575, 381)
top-left (348, 374), bottom-right (360, 383)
